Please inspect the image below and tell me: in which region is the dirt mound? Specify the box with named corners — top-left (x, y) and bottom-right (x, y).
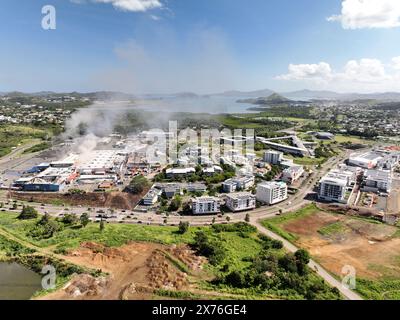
top-left (11, 190), bottom-right (145, 210)
top-left (64, 274), bottom-right (110, 298)
top-left (147, 250), bottom-right (189, 291)
top-left (39, 242), bottom-right (206, 300)
top-left (319, 203), bottom-right (382, 220)
top-left (167, 245), bottom-right (207, 272)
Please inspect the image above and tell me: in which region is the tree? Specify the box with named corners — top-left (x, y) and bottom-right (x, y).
top-left (178, 221), bottom-right (190, 234)
top-left (279, 254), bottom-right (298, 273)
top-left (38, 213), bottom-right (51, 225)
top-left (226, 216), bottom-right (231, 222)
top-left (61, 214), bottom-right (78, 225)
top-left (12, 202), bottom-right (18, 210)
top-left (99, 219), bottom-right (105, 232)
top-left (245, 214), bottom-right (250, 223)
top-left (126, 175), bottom-right (150, 195)
top-left (168, 195), bottom-right (182, 212)
top-left (29, 213), bottom-right (60, 239)
top-left (80, 213), bottom-right (90, 228)
top-left (295, 249), bottom-right (310, 275)
top-left (18, 206), bottom-right (38, 220)
top-left (295, 249), bottom-right (310, 265)
top-left (225, 271), bottom-right (245, 288)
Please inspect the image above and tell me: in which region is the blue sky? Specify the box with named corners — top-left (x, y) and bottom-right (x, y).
top-left (1, 0), bottom-right (400, 93)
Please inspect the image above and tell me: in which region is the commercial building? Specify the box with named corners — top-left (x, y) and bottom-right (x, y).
top-left (256, 181), bottom-right (288, 205)
top-left (192, 197), bottom-right (221, 215)
top-left (315, 132), bottom-right (334, 140)
top-left (202, 165), bottom-right (223, 176)
top-left (21, 179), bottom-right (63, 192)
top-left (363, 169), bottom-right (392, 193)
top-left (318, 173), bottom-right (349, 203)
top-left (50, 154), bottom-right (78, 168)
top-left (16, 167), bottom-right (74, 192)
top-left (166, 167), bottom-right (196, 179)
top-left (77, 150), bottom-right (126, 175)
top-left (282, 165), bottom-right (304, 184)
top-left (263, 150), bottom-right (283, 165)
top-left (348, 152), bottom-right (383, 169)
top-left (225, 192), bottom-right (256, 212)
top-left (26, 163), bottom-right (50, 174)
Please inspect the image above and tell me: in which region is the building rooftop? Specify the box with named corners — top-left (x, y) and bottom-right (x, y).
top-left (226, 192), bottom-right (255, 200)
top-left (192, 197), bottom-right (220, 203)
top-left (258, 181), bottom-right (287, 188)
top-left (365, 169), bottom-right (391, 181)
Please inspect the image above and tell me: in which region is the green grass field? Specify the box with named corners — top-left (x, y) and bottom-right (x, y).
top-left (22, 142), bottom-right (51, 154)
top-left (0, 125), bottom-right (51, 157)
top-left (334, 134), bottom-right (374, 145)
top-left (317, 222), bottom-right (348, 236)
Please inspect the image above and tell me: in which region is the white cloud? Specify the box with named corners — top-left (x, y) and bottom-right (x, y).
top-left (342, 58), bottom-right (386, 81)
top-left (327, 0), bottom-right (400, 29)
top-left (73, 0), bottom-right (162, 12)
top-left (277, 57), bottom-right (400, 92)
top-left (391, 56), bottom-right (400, 70)
top-left (277, 62), bottom-right (332, 81)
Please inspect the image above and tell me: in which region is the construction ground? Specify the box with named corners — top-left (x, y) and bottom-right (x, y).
top-left (270, 205), bottom-right (400, 281)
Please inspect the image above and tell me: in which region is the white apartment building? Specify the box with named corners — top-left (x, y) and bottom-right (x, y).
top-left (143, 188), bottom-right (163, 206)
top-left (192, 197), bottom-right (221, 215)
top-left (256, 181), bottom-right (288, 205)
top-left (318, 175), bottom-right (348, 203)
top-left (222, 179), bottom-right (238, 193)
top-left (225, 192), bottom-right (256, 212)
top-left (282, 165), bottom-right (304, 184)
top-left (222, 175), bottom-right (255, 193)
top-left (263, 150), bottom-right (283, 165)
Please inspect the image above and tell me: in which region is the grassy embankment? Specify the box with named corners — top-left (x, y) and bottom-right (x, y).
top-left (0, 211), bottom-right (339, 300)
top-left (0, 125), bottom-right (52, 157)
top-left (261, 204), bottom-right (400, 300)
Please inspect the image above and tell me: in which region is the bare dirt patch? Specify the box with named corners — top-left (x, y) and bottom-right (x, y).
top-left (283, 211), bottom-right (340, 236)
top-left (39, 242), bottom-right (206, 300)
top-left (280, 211), bottom-right (400, 280)
top-left (10, 191), bottom-right (146, 210)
